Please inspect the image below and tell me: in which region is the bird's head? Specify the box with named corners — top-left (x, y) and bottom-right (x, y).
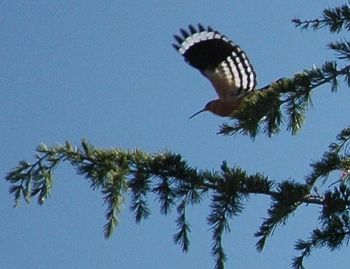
top-left (188, 100), bottom-right (217, 119)
top-left (189, 100), bottom-right (240, 119)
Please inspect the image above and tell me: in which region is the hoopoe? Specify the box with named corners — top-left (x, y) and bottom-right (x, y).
top-left (173, 24), bottom-right (257, 118)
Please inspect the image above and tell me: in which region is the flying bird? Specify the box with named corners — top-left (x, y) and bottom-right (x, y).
top-left (173, 24), bottom-right (257, 118)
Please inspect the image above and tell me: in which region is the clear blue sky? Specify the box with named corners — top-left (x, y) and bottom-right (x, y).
top-left (1, 1), bottom-right (350, 268)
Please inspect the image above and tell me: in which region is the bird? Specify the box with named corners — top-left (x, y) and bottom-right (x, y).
top-left (173, 24), bottom-right (257, 118)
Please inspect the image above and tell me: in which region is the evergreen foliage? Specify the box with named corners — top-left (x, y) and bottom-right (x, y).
top-left (5, 3), bottom-right (350, 269)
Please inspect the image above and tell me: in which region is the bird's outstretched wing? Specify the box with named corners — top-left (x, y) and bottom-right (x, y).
top-left (173, 24), bottom-right (257, 102)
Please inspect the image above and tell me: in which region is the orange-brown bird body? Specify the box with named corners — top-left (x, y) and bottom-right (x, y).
top-left (173, 24), bottom-right (257, 118)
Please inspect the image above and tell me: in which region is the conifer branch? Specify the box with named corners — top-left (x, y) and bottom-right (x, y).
top-left (6, 3), bottom-right (350, 268)
top-left (292, 183), bottom-right (350, 269)
top-left (5, 132), bottom-right (350, 268)
top-left (173, 199), bottom-right (191, 252)
top-left (306, 127), bottom-right (350, 187)
top-left (292, 3), bottom-right (350, 33)
top-left (218, 63), bottom-right (350, 137)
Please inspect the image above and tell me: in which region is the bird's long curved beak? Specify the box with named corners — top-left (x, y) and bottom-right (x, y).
top-left (189, 108), bottom-right (206, 119)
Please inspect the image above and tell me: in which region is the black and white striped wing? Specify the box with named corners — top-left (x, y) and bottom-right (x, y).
top-left (173, 24), bottom-right (257, 102)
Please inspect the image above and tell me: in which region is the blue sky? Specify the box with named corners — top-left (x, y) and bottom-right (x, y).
top-left (1, 1), bottom-right (350, 268)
